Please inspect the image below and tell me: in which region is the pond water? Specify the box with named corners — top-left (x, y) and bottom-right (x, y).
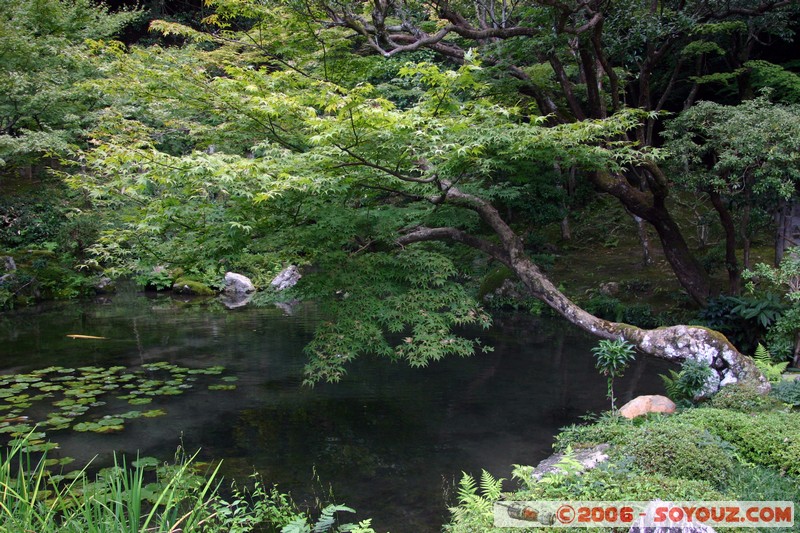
top-left (0, 289), bottom-right (672, 532)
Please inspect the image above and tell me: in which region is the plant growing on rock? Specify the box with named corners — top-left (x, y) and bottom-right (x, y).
top-left (592, 339), bottom-right (636, 411)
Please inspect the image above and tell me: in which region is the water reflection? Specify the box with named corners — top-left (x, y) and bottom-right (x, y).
top-left (0, 292), bottom-right (671, 532)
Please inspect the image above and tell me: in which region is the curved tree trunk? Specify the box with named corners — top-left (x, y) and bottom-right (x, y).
top-left (511, 254), bottom-right (766, 395)
top-left (400, 181), bottom-right (767, 394)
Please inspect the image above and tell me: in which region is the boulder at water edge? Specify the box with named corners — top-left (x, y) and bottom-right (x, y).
top-left (531, 443), bottom-right (610, 480)
top-left (223, 272), bottom-right (255, 294)
top-left (618, 395), bottom-right (676, 419)
top-left (270, 265), bottom-right (301, 291)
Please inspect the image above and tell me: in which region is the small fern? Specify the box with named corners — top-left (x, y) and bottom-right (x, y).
top-left (660, 369), bottom-right (682, 400)
top-left (660, 359), bottom-right (713, 404)
top-left (538, 445), bottom-right (584, 485)
top-left (753, 344), bottom-right (789, 383)
top-left (447, 470), bottom-right (504, 530)
top-left (281, 504), bottom-right (374, 533)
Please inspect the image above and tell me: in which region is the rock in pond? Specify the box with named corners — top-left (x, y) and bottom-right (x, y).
top-left (223, 272), bottom-right (255, 294)
top-left (94, 277), bottom-right (116, 294)
top-left (618, 395), bottom-right (676, 419)
top-left (172, 278), bottom-right (215, 296)
top-left (270, 265), bottom-right (301, 291)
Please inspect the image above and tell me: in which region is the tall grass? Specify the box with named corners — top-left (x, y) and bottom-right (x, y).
top-left (0, 433), bottom-right (222, 532)
top-left (0, 432), bottom-right (372, 532)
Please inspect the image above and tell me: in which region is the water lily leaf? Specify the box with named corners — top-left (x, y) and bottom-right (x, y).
top-left (0, 423), bottom-right (33, 434)
top-left (94, 425), bottom-right (124, 433)
top-left (208, 384), bottom-right (237, 391)
top-left (73, 422), bottom-right (100, 432)
top-left (127, 398), bottom-right (152, 405)
top-left (22, 442), bottom-right (59, 453)
top-left (131, 457), bottom-right (160, 469)
top-left (32, 366), bottom-right (62, 374)
top-left (141, 409), bottom-right (166, 418)
top-left (221, 376), bottom-right (239, 382)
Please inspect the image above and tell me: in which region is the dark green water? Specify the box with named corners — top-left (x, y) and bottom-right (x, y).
top-left (0, 290), bottom-right (672, 532)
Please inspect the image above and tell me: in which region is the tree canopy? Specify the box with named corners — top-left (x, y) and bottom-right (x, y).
top-left (55, 0), bottom-right (781, 390)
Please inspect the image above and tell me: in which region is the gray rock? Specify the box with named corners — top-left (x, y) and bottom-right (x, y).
top-left (94, 277), bottom-right (116, 294)
top-left (270, 265), bottom-right (301, 291)
top-left (531, 443), bottom-right (610, 480)
top-left (3, 256), bottom-right (16, 272)
top-left (223, 272), bottom-right (255, 294)
top-left (599, 281), bottom-right (620, 296)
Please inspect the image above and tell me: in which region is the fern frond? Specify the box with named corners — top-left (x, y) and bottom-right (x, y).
top-left (754, 343), bottom-right (772, 364)
top-left (479, 469), bottom-right (504, 501)
top-left (313, 505), bottom-right (356, 533)
top-left (659, 369), bottom-right (681, 400)
top-left (456, 472), bottom-right (479, 505)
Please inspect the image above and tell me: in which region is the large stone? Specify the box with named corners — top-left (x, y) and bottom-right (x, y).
top-left (223, 272), bottom-right (255, 294)
top-left (531, 443), bottom-right (610, 480)
top-left (3, 256), bottom-right (16, 272)
top-left (94, 277), bottom-right (116, 294)
top-left (618, 395), bottom-right (676, 419)
top-left (599, 281), bottom-right (620, 297)
top-left (270, 265), bottom-right (301, 291)
top-left (172, 278), bottom-right (215, 296)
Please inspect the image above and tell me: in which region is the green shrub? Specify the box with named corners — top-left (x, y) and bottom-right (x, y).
top-left (661, 359), bottom-right (714, 405)
top-left (477, 266), bottom-right (514, 300)
top-left (725, 463), bottom-right (800, 503)
top-left (513, 460), bottom-right (726, 502)
top-left (554, 416), bottom-right (636, 451)
top-left (622, 422), bottom-right (735, 486)
top-left (677, 408), bottom-right (800, 476)
top-left (711, 382), bottom-right (781, 412)
top-left (585, 294), bottom-right (623, 322)
top-left (622, 303), bottom-right (659, 328)
top-left (770, 379), bottom-right (800, 407)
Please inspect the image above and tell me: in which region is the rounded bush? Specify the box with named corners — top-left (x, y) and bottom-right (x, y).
top-left (677, 408), bottom-right (800, 476)
top-left (622, 422), bottom-right (734, 486)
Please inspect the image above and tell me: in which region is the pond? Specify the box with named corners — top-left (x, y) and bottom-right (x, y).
top-left (0, 289), bottom-right (672, 532)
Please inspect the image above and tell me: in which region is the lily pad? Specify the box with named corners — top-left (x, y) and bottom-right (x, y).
top-left (131, 456), bottom-right (160, 469)
top-left (208, 384), bottom-right (237, 391)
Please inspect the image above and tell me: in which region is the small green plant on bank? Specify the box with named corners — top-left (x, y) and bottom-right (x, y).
top-left (443, 470), bottom-right (503, 533)
top-left (771, 379), bottom-right (800, 407)
top-left (660, 358), bottom-right (714, 405)
top-left (753, 343), bottom-right (789, 383)
top-left (591, 339), bottom-right (636, 411)
top-left (281, 505), bottom-right (376, 533)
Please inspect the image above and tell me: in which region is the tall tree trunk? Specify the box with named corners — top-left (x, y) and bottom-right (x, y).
top-left (629, 212), bottom-right (652, 267)
top-left (592, 170), bottom-right (711, 305)
top-left (709, 191), bottom-right (741, 295)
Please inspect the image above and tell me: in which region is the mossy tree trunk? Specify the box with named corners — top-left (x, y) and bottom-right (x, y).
top-left (399, 182), bottom-right (768, 394)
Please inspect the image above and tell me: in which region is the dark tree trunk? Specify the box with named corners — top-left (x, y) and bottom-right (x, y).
top-left (709, 191), bottom-right (741, 295)
top-left (592, 170), bottom-right (711, 305)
